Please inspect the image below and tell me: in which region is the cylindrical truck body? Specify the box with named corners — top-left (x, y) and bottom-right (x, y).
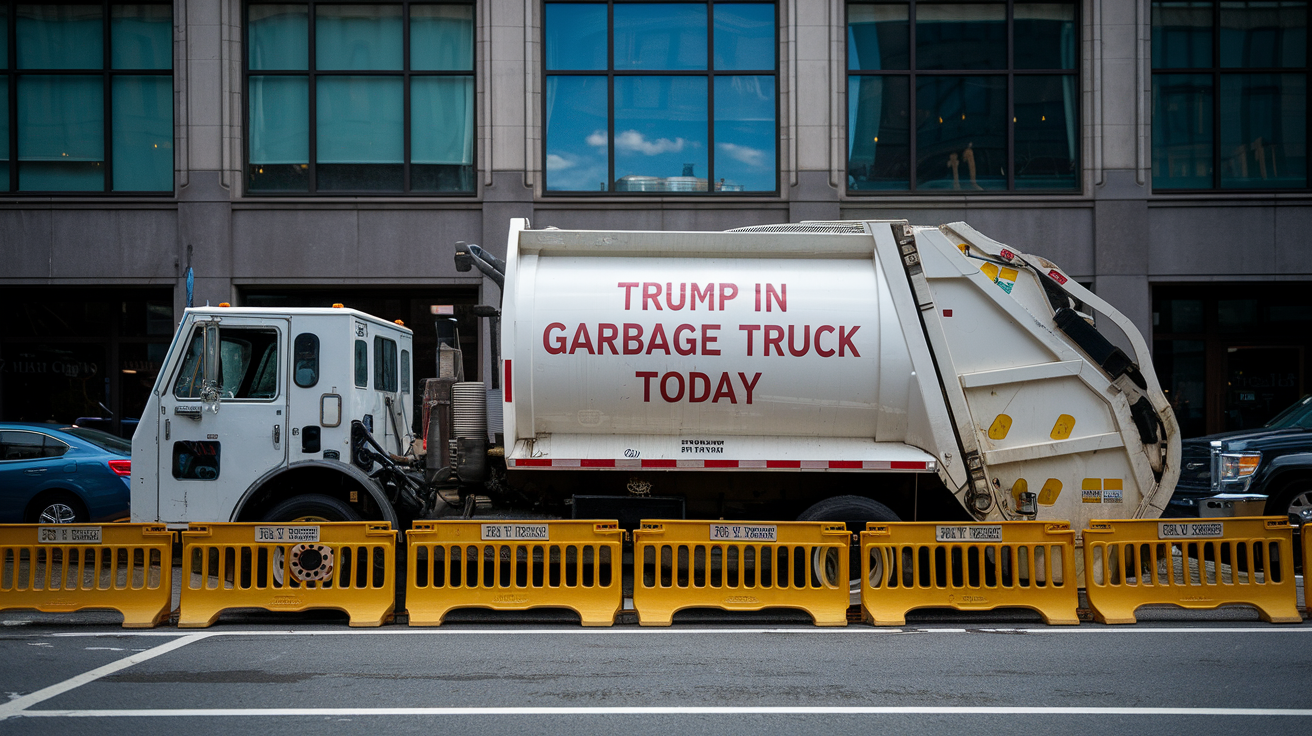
top-left (494, 220), bottom-right (1179, 526)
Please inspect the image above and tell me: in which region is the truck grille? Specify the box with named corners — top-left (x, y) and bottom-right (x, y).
top-left (1175, 442), bottom-right (1212, 493)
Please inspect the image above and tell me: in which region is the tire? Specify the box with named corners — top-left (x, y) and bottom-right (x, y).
top-left (797, 496), bottom-right (901, 591)
top-left (27, 492), bottom-right (88, 524)
top-left (261, 494), bottom-right (362, 522)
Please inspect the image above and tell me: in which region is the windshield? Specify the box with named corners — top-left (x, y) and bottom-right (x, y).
top-left (1264, 395), bottom-right (1312, 429)
top-left (64, 426), bottom-right (132, 455)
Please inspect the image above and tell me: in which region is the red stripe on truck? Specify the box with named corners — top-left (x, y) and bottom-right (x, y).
top-left (504, 360), bottom-right (512, 403)
top-left (512, 458), bottom-right (931, 470)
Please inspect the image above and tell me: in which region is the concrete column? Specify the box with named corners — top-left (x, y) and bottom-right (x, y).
top-left (174, 0), bottom-right (237, 317)
top-left (1092, 0), bottom-right (1151, 339)
top-left (788, 0), bottom-right (840, 222)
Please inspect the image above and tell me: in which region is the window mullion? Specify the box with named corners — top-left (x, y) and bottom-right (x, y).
top-left (103, 0), bottom-right (112, 193)
top-left (308, 1), bottom-right (317, 194)
top-left (403, 1), bottom-right (410, 193)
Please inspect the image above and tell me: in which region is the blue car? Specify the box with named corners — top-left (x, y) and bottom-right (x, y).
top-left (0, 423), bottom-right (132, 524)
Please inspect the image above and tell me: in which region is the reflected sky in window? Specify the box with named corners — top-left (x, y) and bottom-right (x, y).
top-left (545, 76), bottom-right (609, 190)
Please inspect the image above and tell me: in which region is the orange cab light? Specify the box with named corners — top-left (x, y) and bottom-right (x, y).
top-left (332, 303), bottom-right (345, 308)
top-left (218, 302), bottom-right (231, 307)
top-left (394, 319), bottom-right (405, 326)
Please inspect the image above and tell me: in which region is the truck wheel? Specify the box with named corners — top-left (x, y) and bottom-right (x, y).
top-left (797, 496), bottom-right (900, 591)
top-left (261, 494), bottom-right (362, 523)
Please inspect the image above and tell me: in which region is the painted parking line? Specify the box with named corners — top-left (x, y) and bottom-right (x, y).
top-left (0, 633), bottom-right (212, 721)
top-left (11, 706), bottom-right (1312, 718)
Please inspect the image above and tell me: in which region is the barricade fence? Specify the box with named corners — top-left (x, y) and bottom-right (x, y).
top-left (0, 523), bottom-right (173, 627)
top-left (178, 522), bottom-right (396, 628)
top-left (406, 520), bottom-right (623, 626)
top-left (1, 516), bottom-right (1303, 628)
top-left (632, 520), bottom-right (850, 626)
top-left (1082, 517), bottom-right (1302, 624)
top-left (861, 521), bottom-right (1080, 626)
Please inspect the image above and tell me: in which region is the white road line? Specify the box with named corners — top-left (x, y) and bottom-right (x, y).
top-left (11, 706), bottom-right (1312, 718)
top-left (0, 633), bottom-right (211, 721)
top-left (37, 625), bottom-right (1312, 638)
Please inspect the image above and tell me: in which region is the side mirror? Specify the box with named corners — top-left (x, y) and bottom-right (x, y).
top-left (200, 322), bottom-right (221, 414)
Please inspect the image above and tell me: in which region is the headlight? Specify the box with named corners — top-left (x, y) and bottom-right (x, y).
top-left (1220, 452), bottom-right (1261, 481)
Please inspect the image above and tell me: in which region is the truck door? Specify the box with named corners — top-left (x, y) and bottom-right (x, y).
top-left (157, 317), bottom-right (290, 522)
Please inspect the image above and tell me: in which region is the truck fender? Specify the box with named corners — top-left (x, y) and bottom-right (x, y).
top-left (233, 460), bottom-right (400, 528)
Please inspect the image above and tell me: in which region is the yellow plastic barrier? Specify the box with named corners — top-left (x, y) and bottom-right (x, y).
top-left (632, 520), bottom-right (850, 626)
top-left (861, 521), bottom-right (1079, 626)
top-left (1083, 517), bottom-right (1302, 624)
top-left (0, 523), bottom-right (173, 628)
top-left (1304, 530), bottom-right (1311, 615)
top-left (406, 520), bottom-right (623, 626)
top-left (178, 522), bottom-right (396, 628)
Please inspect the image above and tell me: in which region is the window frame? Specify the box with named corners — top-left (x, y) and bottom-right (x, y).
top-left (171, 325), bottom-right (284, 403)
top-left (1, 1), bottom-right (175, 196)
top-left (293, 332), bottom-right (320, 388)
top-left (1150, 0), bottom-right (1312, 193)
top-left (540, 0), bottom-right (782, 196)
top-left (241, 0), bottom-right (479, 197)
top-left (844, 0), bottom-right (1083, 195)
top-left (0, 430), bottom-right (66, 461)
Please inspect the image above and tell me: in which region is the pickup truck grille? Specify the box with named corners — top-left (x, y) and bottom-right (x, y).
top-left (1175, 443), bottom-right (1212, 494)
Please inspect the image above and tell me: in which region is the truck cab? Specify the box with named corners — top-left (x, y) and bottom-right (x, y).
top-left (130, 306), bottom-right (416, 526)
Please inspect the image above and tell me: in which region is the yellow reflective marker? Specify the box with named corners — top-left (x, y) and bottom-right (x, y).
top-left (979, 262), bottom-right (1000, 281)
top-left (958, 243), bottom-right (969, 254)
top-left (1010, 478), bottom-right (1029, 506)
top-left (1081, 478), bottom-right (1102, 503)
top-left (1050, 414), bottom-right (1076, 440)
top-left (999, 267), bottom-right (1019, 282)
top-left (988, 414), bottom-right (1012, 440)
top-left (1038, 478), bottom-right (1062, 505)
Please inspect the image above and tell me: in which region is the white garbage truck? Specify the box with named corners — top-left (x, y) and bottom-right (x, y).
top-left (131, 219), bottom-right (1180, 534)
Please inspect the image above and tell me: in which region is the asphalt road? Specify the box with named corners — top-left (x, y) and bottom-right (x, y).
top-left (2, 613), bottom-right (1311, 736)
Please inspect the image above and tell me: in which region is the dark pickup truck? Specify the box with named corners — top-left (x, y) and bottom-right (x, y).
top-left (1168, 396), bottom-right (1312, 542)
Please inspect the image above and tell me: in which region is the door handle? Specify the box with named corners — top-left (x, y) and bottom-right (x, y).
top-left (25, 468), bottom-right (47, 475)
top-left (273, 424), bottom-right (281, 445)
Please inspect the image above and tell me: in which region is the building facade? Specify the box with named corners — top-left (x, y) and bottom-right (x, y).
top-left (2, 0), bottom-right (1310, 439)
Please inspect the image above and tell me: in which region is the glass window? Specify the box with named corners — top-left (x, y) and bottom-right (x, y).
top-left (400, 349), bottom-right (410, 393)
top-left (294, 333), bottom-right (319, 388)
top-left (1152, 1), bottom-right (1310, 190)
top-left (846, 1), bottom-right (1079, 193)
top-left (173, 327), bottom-right (280, 400)
top-left (545, 1), bottom-right (778, 193)
top-left (411, 5), bottom-right (473, 71)
top-left (848, 4), bottom-right (909, 71)
top-left (915, 75), bottom-right (1007, 190)
top-left (1, 2), bottom-right (173, 194)
top-left (246, 2), bottom-right (475, 194)
top-left (354, 339), bottom-right (368, 387)
top-left (915, 3), bottom-right (1006, 70)
top-left (374, 336), bottom-right (398, 392)
top-left (173, 440), bottom-right (220, 480)
top-left (112, 4), bottom-right (172, 70)
top-left (0, 431), bottom-right (46, 461)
